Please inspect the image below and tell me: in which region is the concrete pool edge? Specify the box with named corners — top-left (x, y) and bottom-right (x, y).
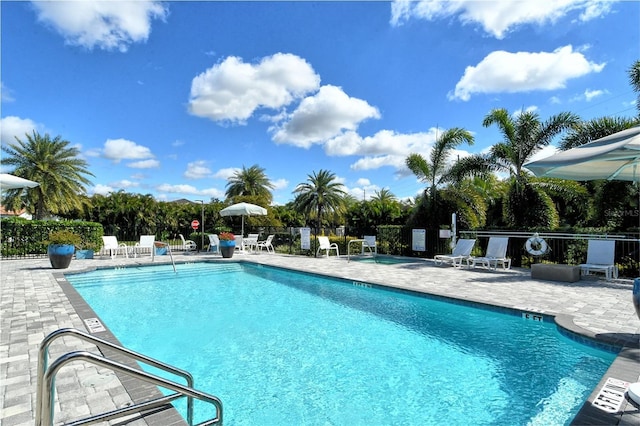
top-left (53, 257), bottom-right (639, 425)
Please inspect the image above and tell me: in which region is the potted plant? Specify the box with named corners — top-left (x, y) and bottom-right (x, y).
top-left (219, 232), bottom-right (236, 258)
top-left (46, 230), bottom-right (81, 269)
top-left (76, 235), bottom-right (100, 260)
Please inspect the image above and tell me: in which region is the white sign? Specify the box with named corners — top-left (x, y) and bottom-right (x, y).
top-left (300, 227), bottom-right (311, 250)
top-left (412, 229), bottom-right (426, 251)
top-left (439, 229), bottom-right (451, 238)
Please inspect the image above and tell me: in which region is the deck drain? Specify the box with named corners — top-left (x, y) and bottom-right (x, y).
top-left (84, 318), bottom-right (106, 333)
top-left (592, 377), bottom-right (629, 413)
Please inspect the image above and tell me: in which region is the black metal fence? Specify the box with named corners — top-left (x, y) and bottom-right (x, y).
top-left (3, 222), bottom-right (638, 278)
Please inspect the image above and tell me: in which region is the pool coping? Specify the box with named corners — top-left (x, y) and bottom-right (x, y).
top-left (51, 257), bottom-right (640, 425)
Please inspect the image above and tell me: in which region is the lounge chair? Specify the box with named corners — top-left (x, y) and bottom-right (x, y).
top-left (207, 234), bottom-right (220, 254)
top-left (243, 233), bottom-right (259, 252)
top-left (179, 234), bottom-right (197, 252)
top-left (257, 235), bottom-right (275, 253)
top-left (317, 236), bottom-right (339, 257)
top-left (132, 235), bottom-right (155, 258)
top-left (434, 239), bottom-right (476, 268)
top-left (580, 240), bottom-right (618, 280)
top-left (234, 236), bottom-right (244, 252)
top-left (470, 237), bottom-right (511, 270)
top-left (101, 236), bottom-right (129, 259)
top-left (363, 235), bottom-right (377, 255)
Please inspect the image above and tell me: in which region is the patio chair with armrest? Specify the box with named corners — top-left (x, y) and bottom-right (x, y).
top-left (257, 235), bottom-right (275, 254)
top-left (434, 239), bottom-right (476, 268)
top-left (317, 236), bottom-right (339, 258)
top-left (179, 234), bottom-right (197, 252)
top-left (580, 240), bottom-right (618, 280)
top-left (207, 234), bottom-right (220, 254)
top-left (470, 237), bottom-right (511, 270)
top-left (363, 235), bottom-right (377, 255)
top-left (101, 236), bottom-right (129, 259)
top-left (132, 235), bottom-right (155, 258)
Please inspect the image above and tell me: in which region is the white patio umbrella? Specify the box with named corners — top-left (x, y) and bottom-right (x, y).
top-left (219, 202), bottom-right (267, 236)
top-left (524, 126), bottom-right (640, 181)
top-left (526, 126), bottom-right (640, 403)
top-left (0, 173), bottom-right (40, 190)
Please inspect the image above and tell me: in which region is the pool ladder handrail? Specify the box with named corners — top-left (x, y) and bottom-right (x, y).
top-left (153, 241), bottom-right (177, 273)
top-left (36, 328), bottom-right (222, 426)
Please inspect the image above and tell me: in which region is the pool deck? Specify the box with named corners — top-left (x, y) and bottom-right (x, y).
top-left (1, 252), bottom-right (639, 425)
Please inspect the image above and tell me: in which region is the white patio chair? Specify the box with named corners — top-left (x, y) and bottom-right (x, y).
top-left (434, 239), bottom-right (476, 268)
top-left (179, 234), bottom-right (197, 252)
top-left (257, 235), bottom-right (275, 254)
top-left (132, 235), bottom-right (155, 258)
top-left (317, 236), bottom-right (339, 257)
top-left (243, 233), bottom-right (259, 252)
top-left (207, 234), bottom-right (220, 254)
top-left (580, 240), bottom-right (618, 280)
top-left (234, 236), bottom-right (244, 252)
top-left (101, 236), bottom-right (129, 259)
top-left (363, 235), bottom-right (377, 255)
top-left (470, 237), bottom-right (511, 270)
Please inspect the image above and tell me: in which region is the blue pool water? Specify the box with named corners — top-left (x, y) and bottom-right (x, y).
top-left (66, 262), bottom-right (617, 426)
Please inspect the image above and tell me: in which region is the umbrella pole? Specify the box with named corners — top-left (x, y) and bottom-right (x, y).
top-left (242, 215), bottom-right (245, 237)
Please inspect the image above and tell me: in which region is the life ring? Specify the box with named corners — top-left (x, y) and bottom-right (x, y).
top-left (525, 234), bottom-right (548, 256)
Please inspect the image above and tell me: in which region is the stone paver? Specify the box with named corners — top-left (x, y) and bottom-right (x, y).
top-left (1, 253), bottom-right (639, 425)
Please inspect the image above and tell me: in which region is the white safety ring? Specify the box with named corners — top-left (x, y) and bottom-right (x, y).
top-left (525, 234), bottom-right (548, 256)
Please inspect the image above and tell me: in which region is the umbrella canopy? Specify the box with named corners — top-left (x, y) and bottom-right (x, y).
top-left (524, 126), bottom-right (640, 181)
top-left (0, 173), bottom-right (40, 190)
top-left (219, 202), bottom-right (267, 236)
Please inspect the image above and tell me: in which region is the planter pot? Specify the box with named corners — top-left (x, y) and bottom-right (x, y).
top-left (220, 241), bottom-right (235, 258)
top-left (154, 246), bottom-right (167, 255)
top-left (48, 244), bottom-right (75, 269)
top-left (633, 278), bottom-right (640, 320)
top-left (76, 249), bottom-right (94, 260)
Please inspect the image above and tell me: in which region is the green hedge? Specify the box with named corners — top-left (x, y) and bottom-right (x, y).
top-left (0, 218), bottom-right (103, 257)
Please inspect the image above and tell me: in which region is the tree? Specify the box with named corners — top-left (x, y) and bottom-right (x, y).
top-left (225, 164), bottom-right (274, 204)
top-left (293, 169), bottom-right (346, 233)
top-left (405, 127), bottom-right (489, 228)
top-left (1, 131), bottom-right (94, 219)
top-left (482, 108), bottom-right (580, 228)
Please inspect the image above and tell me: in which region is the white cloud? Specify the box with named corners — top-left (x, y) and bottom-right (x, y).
top-left (31, 0), bottom-right (167, 52)
top-left (184, 161), bottom-right (212, 179)
top-left (1, 82), bottom-right (15, 102)
top-left (584, 88), bottom-right (608, 101)
top-left (92, 184), bottom-right (114, 195)
top-left (550, 96), bottom-right (562, 104)
top-left (213, 167), bottom-right (240, 180)
top-left (156, 183), bottom-right (225, 198)
top-left (450, 45), bottom-right (605, 101)
top-left (272, 85), bottom-right (381, 148)
top-left (0, 116), bottom-right (41, 145)
top-left (390, 0), bottom-right (613, 39)
top-left (110, 179), bottom-right (139, 188)
top-left (102, 138), bottom-right (154, 162)
top-left (271, 178), bottom-right (289, 191)
top-left (128, 159), bottom-right (160, 169)
top-left (188, 53), bottom-right (320, 124)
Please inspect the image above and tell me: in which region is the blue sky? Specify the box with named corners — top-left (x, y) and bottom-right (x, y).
top-left (2, 1), bottom-right (638, 205)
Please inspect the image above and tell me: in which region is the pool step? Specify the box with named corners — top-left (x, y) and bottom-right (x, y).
top-left (67, 263), bottom-right (244, 287)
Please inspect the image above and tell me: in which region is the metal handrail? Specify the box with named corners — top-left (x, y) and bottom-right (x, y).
top-left (36, 328), bottom-right (222, 426)
top-left (154, 241), bottom-right (177, 272)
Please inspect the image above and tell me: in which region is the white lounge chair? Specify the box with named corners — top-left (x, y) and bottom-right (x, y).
top-left (101, 236), bottom-right (129, 259)
top-left (234, 236), bottom-right (244, 252)
top-left (257, 235), bottom-right (275, 254)
top-left (207, 234), bottom-right (220, 254)
top-left (132, 235), bottom-right (155, 258)
top-left (580, 240), bottom-right (618, 280)
top-left (470, 237), bottom-right (511, 270)
top-left (317, 236), bottom-right (339, 257)
top-left (363, 235), bottom-right (377, 255)
top-left (434, 239), bottom-right (476, 268)
top-left (243, 233), bottom-right (259, 252)
top-left (179, 234), bottom-right (197, 252)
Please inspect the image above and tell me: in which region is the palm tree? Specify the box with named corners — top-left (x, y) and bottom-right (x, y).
top-left (1, 131), bottom-right (93, 219)
top-left (293, 169), bottom-right (346, 234)
top-left (482, 108), bottom-right (580, 228)
top-left (225, 164), bottom-right (274, 204)
top-left (560, 116), bottom-right (639, 150)
top-left (629, 59), bottom-right (640, 116)
top-left (405, 127), bottom-right (489, 227)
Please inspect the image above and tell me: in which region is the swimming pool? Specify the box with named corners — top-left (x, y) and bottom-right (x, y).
top-left (66, 262), bottom-right (617, 425)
